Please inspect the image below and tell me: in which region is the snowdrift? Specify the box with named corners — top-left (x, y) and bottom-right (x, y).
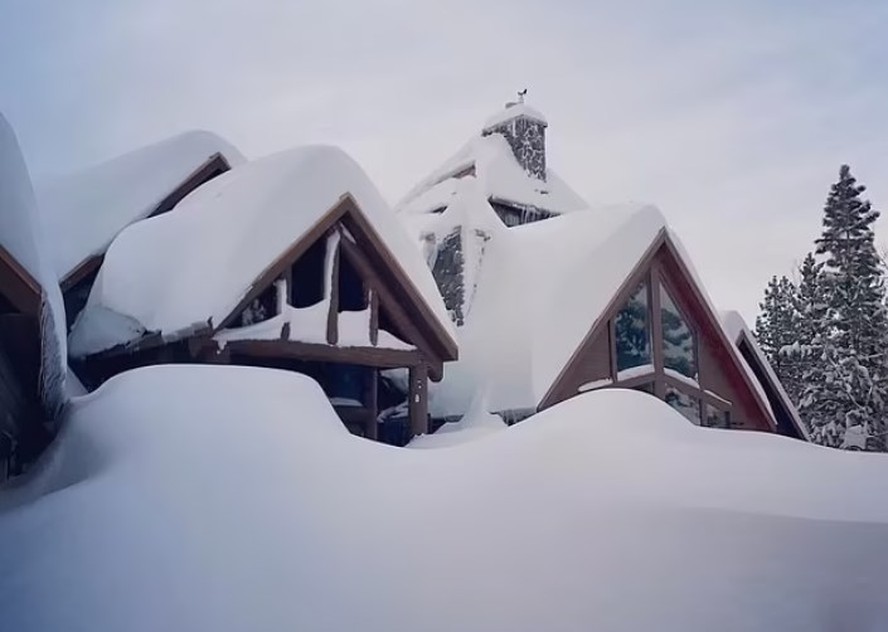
top-left (1, 365), bottom-right (887, 631)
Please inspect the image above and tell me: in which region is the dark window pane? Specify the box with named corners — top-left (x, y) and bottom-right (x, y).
top-left (615, 282), bottom-right (652, 372)
top-left (633, 382), bottom-right (655, 395)
top-left (704, 403), bottom-right (730, 429)
top-left (291, 238), bottom-right (327, 307)
top-left (665, 387), bottom-right (701, 425)
top-left (660, 284), bottom-right (697, 379)
top-left (338, 252), bottom-right (366, 312)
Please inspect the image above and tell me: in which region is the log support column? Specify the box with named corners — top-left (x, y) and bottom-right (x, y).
top-left (408, 364), bottom-right (429, 437)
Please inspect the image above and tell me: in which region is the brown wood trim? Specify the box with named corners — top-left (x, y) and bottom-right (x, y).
top-left (0, 244), bottom-right (42, 317)
top-left (611, 373), bottom-right (656, 390)
top-left (409, 363), bottom-right (429, 436)
top-left (538, 229), bottom-right (668, 410)
top-left (662, 374), bottom-right (733, 411)
top-left (607, 319), bottom-right (618, 382)
top-left (337, 195), bottom-right (458, 362)
top-left (215, 199), bottom-right (349, 331)
top-left (649, 266), bottom-right (665, 399)
top-left (149, 153), bottom-right (232, 219)
top-left (338, 234), bottom-right (444, 381)
top-left (219, 339), bottom-right (426, 369)
top-left (326, 233), bottom-right (340, 345)
top-left (365, 368), bottom-right (378, 441)
top-left (369, 288), bottom-right (379, 346)
top-left (659, 237), bottom-right (776, 431)
top-left (60, 254), bottom-right (103, 292)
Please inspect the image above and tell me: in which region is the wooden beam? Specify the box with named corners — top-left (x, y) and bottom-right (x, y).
top-left (224, 339), bottom-right (425, 369)
top-left (649, 266), bottom-right (665, 399)
top-left (0, 245), bottom-right (42, 318)
top-left (369, 288), bottom-right (379, 347)
top-left (60, 254), bottom-right (104, 293)
top-left (326, 234), bottom-right (340, 345)
top-left (365, 368), bottom-right (378, 441)
top-left (339, 235), bottom-right (444, 381)
top-left (409, 364), bottom-right (429, 437)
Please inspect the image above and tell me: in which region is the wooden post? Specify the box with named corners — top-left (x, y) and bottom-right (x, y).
top-left (365, 368), bottom-right (378, 441)
top-left (369, 288), bottom-right (379, 346)
top-left (326, 237), bottom-right (340, 345)
top-left (408, 363), bottom-right (429, 437)
top-left (649, 267), bottom-right (665, 398)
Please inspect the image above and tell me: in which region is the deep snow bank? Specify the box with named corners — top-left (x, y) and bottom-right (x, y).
top-left (1, 366), bottom-right (887, 632)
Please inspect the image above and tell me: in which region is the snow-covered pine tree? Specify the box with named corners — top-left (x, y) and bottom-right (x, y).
top-left (754, 275), bottom-right (797, 380)
top-left (780, 253), bottom-right (826, 411)
top-left (804, 165), bottom-right (888, 450)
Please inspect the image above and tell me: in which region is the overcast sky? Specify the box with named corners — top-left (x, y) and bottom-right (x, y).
top-left (3, 0), bottom-right (887, 323)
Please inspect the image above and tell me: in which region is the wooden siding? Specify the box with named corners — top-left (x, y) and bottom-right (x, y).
top-left (542, 326), bottom-right (612, 405)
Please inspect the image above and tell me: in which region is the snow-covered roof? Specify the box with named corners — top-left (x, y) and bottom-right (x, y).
top-left (80, 145), bottom-right (455, 352)
top-left (0, 112), bottom-right (67, 409)
top-left (395, 113), bottom-right (586, 218)
top-left (35, 130), bottom-right (245, 281)
top-left (430, 203), bottom-right (667, 416)
top-left (481, 102), bottom-right (548, 131)
top-left (720, 310), bottom-right (811, 441)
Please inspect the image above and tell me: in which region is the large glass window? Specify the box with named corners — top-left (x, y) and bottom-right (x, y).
top-left (615, 282), bottom-right (652, 372)
top-left (665, 386), bottom-right (701, 425)
top-left (660, 284), bottom-right (697, 379)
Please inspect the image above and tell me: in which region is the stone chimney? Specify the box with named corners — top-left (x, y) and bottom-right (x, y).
top-left (481, 101), bottom-right (547, 181)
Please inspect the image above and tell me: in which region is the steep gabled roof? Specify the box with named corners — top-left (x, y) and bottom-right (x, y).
top-left (36, 130), bottom-right (245, 282)
top-left (721, 311), bottom-right (811, 441)
top-left (429, 204), bottom-right (667, 416)
top-left (395, 110), bottom-right (587, 219)
top-left (74, 146), bottom-right (456, 360)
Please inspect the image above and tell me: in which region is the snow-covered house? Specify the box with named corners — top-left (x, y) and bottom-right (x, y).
top-left (721, 311), bottom-right (810, 441)
top-left (396, 100), bottom-right (587, 325)
top-left (69, 146), bottom-right (457, 442)
top-left (398, 103), bottom-right (784, 434)
top-left (0, 113), bottom-right (67, 479)
top-left (36, 131), bottom-right (244, 328)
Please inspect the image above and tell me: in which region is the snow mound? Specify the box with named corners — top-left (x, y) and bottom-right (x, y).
top-left (82, 145), bottom-right (455, 350)
top-left (36, 130), bottom-right (245, 280)
top-left (0, 112), bottom-right (67, 412)
top-left (408, 390), bottom-right (506, 449)
top-left (1, 371), bottom-right (887, 631)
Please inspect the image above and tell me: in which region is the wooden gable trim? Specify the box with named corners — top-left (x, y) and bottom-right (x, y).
top-left (337, 196), bottom-right (457, 362)
top-left (538, 229), bottom-right (668, 410)
top-left (148, 153), bottom-right (231, 220)
top-left (211, 195), bottom-right (451, 379)
top-left (0, 244), bottom-right (42, 317)
top-left (61, 254), bottom-right (103, 293)
top-left (337, 235), bottom-right (443, 380)
top-left (656, 237), bottom-right (776, 431)
top-left (538, 230), bottom-right (777, 432)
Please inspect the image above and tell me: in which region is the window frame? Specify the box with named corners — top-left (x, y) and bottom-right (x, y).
top-left (607, 265), bottom-right (733, 428)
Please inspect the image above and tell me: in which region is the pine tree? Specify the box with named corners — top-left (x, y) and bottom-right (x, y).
top-left (780, 253), bottom-right (826, 410)
top-left (804, 165), bottom-right (888, 450)
top-left (754, 275), bottom-right (798, 380)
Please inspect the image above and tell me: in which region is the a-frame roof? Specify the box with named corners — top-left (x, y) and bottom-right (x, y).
top-left (721, 311), bottom-right (811, 441)
top-left (73, 146), bottom-right (456, 361)
top-left (36, 130), bottom-right (244, 282)
top-left (428, 204), bottom-right (776, 428)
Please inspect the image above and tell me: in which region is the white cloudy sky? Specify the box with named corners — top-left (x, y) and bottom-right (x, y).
top-left (2, 0), bottom-right (888, 322)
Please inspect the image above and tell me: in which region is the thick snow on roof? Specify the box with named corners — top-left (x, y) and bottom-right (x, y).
top-left (431, 203), bottom-right (667, 416)
top-left (0, 113), bottom-right (67, 407)
top-left (721, 310), bottom-right (810, 440)
top-left (395, 124), bottom-right (586, 218)
top-left (82, 145), bottom-right (454, 350)
top-left (36, 130), bottom-right (245, 280)
top-left (2, 366), bottom-right (887, 631)
top-left (481, 102), bottom-right (548, 131)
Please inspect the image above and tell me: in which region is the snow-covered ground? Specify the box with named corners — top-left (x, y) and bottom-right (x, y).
top-left (1, 365), bottom-right (887, 631)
